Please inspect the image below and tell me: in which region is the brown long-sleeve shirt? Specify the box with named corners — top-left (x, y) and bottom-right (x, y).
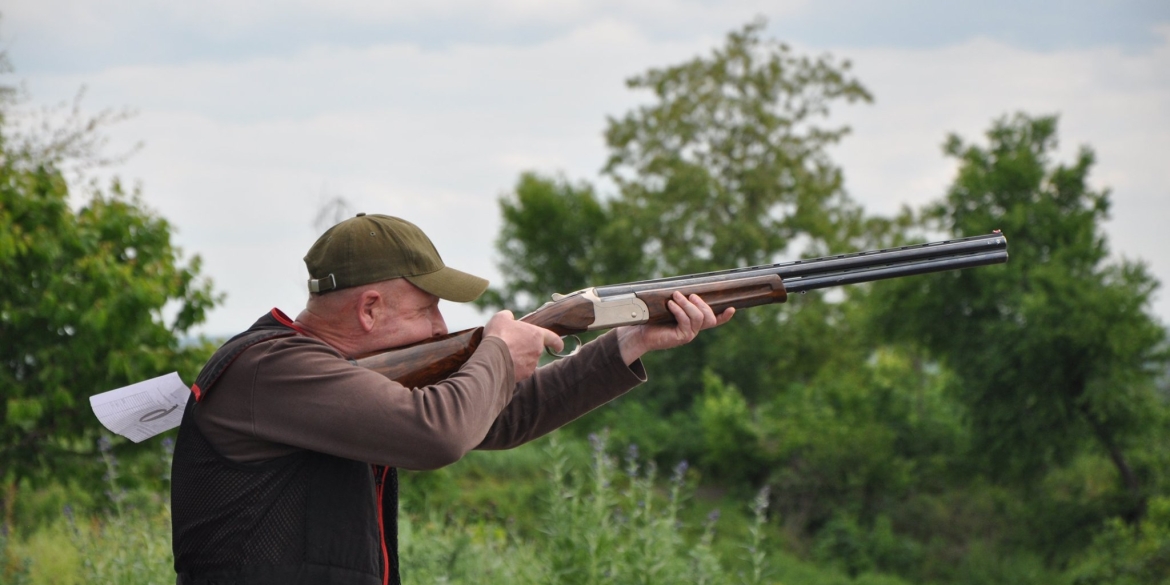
top-left (193, 328), bottom-right (646, 469)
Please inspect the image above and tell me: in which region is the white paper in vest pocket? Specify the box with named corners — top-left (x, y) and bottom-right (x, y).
top-left (89, 372), bottom-right (190, 443)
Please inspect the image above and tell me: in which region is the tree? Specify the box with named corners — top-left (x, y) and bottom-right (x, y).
top-left (870, 113), bottom-right (1168, 522)
top-left (488, 18), bottom-right (873, 299)
top-left (486, 21), bottom-right (875, 421)
top-left (0, 76), bottom-right (221, 484)
top-left (602, 18), bottom-right (872, 276)
top-left (478, 173), bottom-right (612, 312)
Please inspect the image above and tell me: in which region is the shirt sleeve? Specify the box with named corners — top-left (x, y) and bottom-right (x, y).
top-left (198, 335), bottom-right (519, 470)
top-left (476, 329), bottom-right (647, 450)
top-left (196, 330), bottom-right (646, 470)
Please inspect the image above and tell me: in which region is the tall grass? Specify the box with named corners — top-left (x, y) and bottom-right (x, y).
top-left (0, 523), bottom-right (32, 585)
top-left (1, 432), bottom-right (925, 585)
top-left (1, 436), bottom-right (174, 585)
top-left (60, 436), bottom-right (173, 584)
top-left (400, 432), bottom-right (776, 584)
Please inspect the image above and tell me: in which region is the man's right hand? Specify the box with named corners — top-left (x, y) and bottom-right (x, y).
top-left (484, 311), bottom-right (564, 381)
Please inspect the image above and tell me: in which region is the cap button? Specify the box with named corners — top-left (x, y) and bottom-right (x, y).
top-left (356, 212), bottom-right (366, 217)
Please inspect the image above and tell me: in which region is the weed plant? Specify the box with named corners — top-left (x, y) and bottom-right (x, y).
top-left (60, 436), bottom-right (173, 584)
top-left (18, 432), bottom-right (1130, 585)
top-left (1, 435), bottom-right (175, 585)
top-left (0, 524), bottom-right (32, 585)
top-left (402, 431), bottom-right (778, 585)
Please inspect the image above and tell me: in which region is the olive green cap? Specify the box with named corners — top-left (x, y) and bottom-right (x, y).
top-left (304, 213), bottom-right (489, 302)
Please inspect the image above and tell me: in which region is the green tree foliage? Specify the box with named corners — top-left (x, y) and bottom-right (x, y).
top-left (0, 79), bottom-right (220, 485)
top-left (870, 114), bottom-right (1168, 522)
top-left (695, 343), bottom-right (968, 541)
top-left (602, 18), bottom-right (872, 275)
top-left (483, 22), bottom-right (1169, 583)
top-left (487, 18), bottom-right (873, 299)
top-left (479, 173), bottom-right (611, 312)
top-left (1068, 496), bottom-right (1170, 584)
top-left (485, 20), bottom-right (874, 420)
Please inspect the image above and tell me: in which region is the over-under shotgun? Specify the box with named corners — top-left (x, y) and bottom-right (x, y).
top-left (357, 232), bottom-right (1008, 387)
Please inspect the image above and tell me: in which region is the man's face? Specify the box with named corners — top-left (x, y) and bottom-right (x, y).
top-left (369, 278), bottom-right (449, 350)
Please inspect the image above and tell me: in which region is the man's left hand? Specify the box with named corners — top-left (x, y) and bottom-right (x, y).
top-left (615, 292), bottom-right (734, 365)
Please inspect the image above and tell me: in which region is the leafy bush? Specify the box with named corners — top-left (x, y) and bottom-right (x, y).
top-left (1068, 496), bottom-right (1170, 584)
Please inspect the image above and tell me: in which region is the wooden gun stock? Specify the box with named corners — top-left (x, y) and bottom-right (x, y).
top-left (355, 327), bottom-right (484, 388)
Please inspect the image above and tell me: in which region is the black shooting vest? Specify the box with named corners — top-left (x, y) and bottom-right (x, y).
top-left (171, 309), bottom-right (400, 585)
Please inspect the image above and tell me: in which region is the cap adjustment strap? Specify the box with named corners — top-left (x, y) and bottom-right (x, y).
top-left (308, 273), bottom-right (337, 294)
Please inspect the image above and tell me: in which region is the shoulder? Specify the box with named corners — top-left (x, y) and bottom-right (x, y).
top-left (245, 334), bottom-right (388, 388)
top-left (252, 333), bottom-right (348, 362)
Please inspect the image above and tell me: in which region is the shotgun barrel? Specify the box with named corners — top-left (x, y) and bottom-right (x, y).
top-left (594, 232), bottom-right (1008, 296)
top-left (358, 232), bottom-right (1009, 385)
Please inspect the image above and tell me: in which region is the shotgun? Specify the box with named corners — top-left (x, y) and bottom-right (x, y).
top-left (355, 232), bottom-right (1008, 386)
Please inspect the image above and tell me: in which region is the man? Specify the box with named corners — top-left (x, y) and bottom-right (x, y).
top-left (170, 213), bottom-right (732, 585)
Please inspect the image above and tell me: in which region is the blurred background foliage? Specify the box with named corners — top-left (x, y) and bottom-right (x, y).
top-left (4, 19), bottom-right (1170, 585)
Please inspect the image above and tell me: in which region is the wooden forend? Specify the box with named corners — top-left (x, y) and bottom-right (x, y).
top-left (635, 275), bottom-right (787, 325)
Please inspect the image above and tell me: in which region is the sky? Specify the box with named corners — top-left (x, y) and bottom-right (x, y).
top-left (3, 0), bottom-right (1168, 336)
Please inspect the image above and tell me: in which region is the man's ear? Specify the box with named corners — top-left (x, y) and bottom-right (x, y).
top-left (357, 289), bottom-right (382, 333)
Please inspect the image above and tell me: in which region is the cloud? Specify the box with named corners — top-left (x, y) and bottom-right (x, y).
top-left (10, 0), bottom-right (1165, 77)
top-left (18, 21), bottom-right (720, 333)
top-left (12, 17), bottom-right (1170, 333)
top-left (830, 27), bottom-right (1170, 321)
top-left (772, 0), bottom-right (1170, 51)
top-left (3, 0), bottom-right (799, 73)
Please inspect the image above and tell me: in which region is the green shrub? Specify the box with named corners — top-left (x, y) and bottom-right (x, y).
top-left (1068, 496), bottom-right (1170, 585)
top-left (813, 514), bottom-right (922, 578)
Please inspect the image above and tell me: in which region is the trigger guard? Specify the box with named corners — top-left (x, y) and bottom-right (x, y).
top-left (546, 334), bottom-right (582, 359)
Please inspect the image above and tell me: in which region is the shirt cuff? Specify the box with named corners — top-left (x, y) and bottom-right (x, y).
top-left (590, 329), bottom-right (648, 392)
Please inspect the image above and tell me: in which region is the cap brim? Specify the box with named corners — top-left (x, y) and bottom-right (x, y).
top-left (406, 266), bottom-right (489, 303)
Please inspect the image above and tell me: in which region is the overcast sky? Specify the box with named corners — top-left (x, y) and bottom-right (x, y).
top-left (3, 0), bottom-right (1168, 335)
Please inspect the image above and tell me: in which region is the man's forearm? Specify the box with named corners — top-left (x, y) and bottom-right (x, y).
top-left (476, 330), bottom-right (646, 450)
